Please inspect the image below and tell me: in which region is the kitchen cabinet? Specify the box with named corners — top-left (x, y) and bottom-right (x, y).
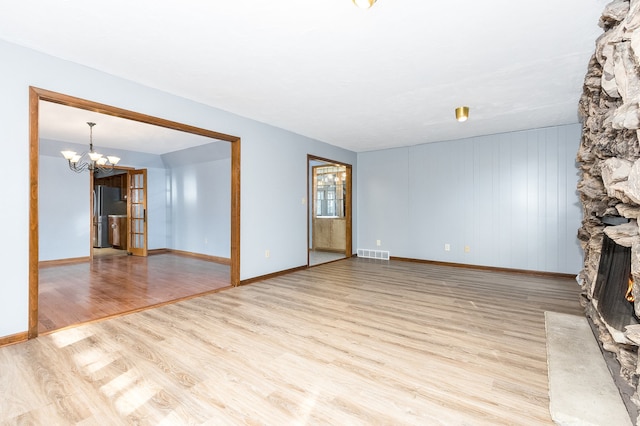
top-left (312, 217), bottom-right (346, 252)
top-left (108, 215), bottom-right (128, 249)
top-left (95, 172), bottom-right (127, 201)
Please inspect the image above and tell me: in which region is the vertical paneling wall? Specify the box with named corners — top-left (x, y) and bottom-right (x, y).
top-left (357, 124), bottom-right (582, 274)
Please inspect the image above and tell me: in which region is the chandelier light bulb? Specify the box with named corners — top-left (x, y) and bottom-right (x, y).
top-left (353, 0), bottom-right (377, 9)
top-left (61, 150), bottom-right (76, 160)
top-left (88, 151), bottom-right (103, 162)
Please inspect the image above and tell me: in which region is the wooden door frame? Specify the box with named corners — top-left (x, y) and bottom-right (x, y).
top-left (307, 155), bottom-right (352, 265)
top-left (28, 86), bottom-right (241, 339)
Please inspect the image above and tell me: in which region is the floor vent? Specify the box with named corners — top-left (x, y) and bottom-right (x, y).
top-left (357, 249), bottom-right (390, 260)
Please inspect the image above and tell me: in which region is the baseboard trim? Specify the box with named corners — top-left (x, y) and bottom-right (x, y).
top-left (38, 250), bottom-right (231, 266)
top-left (148, 248), bottom-right (169, 255)
top-left (39, 256), bottom-right (90, 268)
top-left (238, 256), bottom-right (574, 287)
top-left (167, 249), bottom-right (231, 265)
top-left (239, 265), bottom-right (307, 286)
top-left (311, 248), bottom-right (346, 254)
top-left (390, 256), bottom-right (576, 279)
top-left (0, 331), bottom-right (28, 347)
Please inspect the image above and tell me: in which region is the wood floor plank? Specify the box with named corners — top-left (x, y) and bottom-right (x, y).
top-left (38, 253), bottom-right (231, 333)
top-left (3, 258), bottom-right (584, 424)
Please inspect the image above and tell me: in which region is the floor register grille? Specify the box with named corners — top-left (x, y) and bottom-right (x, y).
top-left (356, 249), bottom-right (390, 260)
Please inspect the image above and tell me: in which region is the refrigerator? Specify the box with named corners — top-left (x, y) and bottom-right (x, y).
top-left (93, 186), bottom-right (127, 248)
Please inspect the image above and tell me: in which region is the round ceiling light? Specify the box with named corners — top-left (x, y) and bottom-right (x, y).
top-left (455, 106), bottom-right (470, 122)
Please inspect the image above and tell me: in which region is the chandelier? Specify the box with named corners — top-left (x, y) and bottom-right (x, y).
top-left (61, 122), bottom-right (120, 173)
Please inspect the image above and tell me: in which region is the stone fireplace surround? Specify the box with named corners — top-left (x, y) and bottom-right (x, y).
top-left (578, 1), bottom-right (640, 423)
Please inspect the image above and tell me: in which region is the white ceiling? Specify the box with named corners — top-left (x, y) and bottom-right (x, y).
top-left (0, 0), bottom-right (607, 152)
top-left (39, 101), bottom-right (217, 155)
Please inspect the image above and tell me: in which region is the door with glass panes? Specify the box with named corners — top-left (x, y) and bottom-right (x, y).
top-left (127, 169), bottom-right (148, 256)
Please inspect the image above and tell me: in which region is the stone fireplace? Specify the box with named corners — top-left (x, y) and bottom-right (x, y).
top-left (578, 0), bottom-right (640, 421)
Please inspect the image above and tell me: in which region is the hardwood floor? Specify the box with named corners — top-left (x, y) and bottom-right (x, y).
top-left (4, 258), bottom-right (583, 424)
top-left (38, 253), bottom-right (231, 333)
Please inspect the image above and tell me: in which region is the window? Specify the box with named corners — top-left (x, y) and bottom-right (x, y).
top-left (314, 165), bottom-right (346, 218)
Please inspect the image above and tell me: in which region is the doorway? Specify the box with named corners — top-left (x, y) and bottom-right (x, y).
top-left (308, 155), bottom-right (352, 266)
top-left (92, 168), bottom-right (133, 259)
top-left (28, 87), bottom-right (241, 339)
top-left (92, 167), bottom-right (150, 259)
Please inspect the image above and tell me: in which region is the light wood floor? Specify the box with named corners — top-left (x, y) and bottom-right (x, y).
top-left (38, 253), bottom-right (231, 333)
top-left (3, 258), bottom-right (583, 424)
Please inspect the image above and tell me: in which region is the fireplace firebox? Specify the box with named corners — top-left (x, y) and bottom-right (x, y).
top-left (593, 234), bottom-right (638, 332)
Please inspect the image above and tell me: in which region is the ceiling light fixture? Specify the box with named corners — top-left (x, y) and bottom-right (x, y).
top-left (353, 0), bottom-right (377, 9)
top-left (61, 122), bottom-right (121, 173)
top-left (455, 106), bottom-right (469, 122)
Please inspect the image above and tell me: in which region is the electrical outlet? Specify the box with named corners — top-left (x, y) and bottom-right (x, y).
top-left (265, 249), bottom-right (270, 258)
top-left (376, 240), bottom-right (381, 246)
top-left (302, 197), bottom-right (306, 205)
top-left (204, 237), bottom-right (208, 244)
top-left (464, 246), bottom-right (470, 253)
top-left (444, 243), bottom-right (450, 251)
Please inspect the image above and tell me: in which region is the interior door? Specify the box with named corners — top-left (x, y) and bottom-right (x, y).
top-left (128, 169), bottom-right (148, 257)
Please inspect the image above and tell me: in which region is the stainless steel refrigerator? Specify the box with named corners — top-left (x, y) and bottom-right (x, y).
top-left (93, 186), bottom-right (126, 248)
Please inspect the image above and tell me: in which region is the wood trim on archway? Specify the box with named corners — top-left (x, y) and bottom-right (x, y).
top-left (28, 86), bottom-right (241, 339)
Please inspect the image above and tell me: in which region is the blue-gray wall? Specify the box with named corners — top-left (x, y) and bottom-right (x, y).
top-left (38, 138), bottom-right (169, 261)
top-left (38, 153), bottom-right (89, 260)
top-left (162, 142), bottom-right (232, 258)
top-left (357, 124), bottom-right (582, 274)
top-left (167, 158), bottom-right (231, 257)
